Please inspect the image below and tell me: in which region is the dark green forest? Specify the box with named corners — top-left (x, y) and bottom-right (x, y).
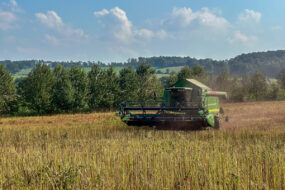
top-left (2, 50), bottom-right (285, 77)
top-left (1, 61), bottom-right (285, 116)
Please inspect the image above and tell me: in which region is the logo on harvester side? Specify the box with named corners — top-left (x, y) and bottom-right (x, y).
top-left (209, 109), bottom-right (220, 113)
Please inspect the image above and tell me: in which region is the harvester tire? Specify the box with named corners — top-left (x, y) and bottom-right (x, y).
top-left (214, 116), bottom-right (221, 130)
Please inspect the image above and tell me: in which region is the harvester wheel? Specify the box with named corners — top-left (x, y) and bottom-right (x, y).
top-left (214, 116), bottom-right (221, 130)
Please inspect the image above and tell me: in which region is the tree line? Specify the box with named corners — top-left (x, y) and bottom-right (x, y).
top-left (2, 50), bottom-right (285, 77)
top-left (1, 63), bottom-right (285, 115)
top-left (0, 60), bottom-right (106, 74)
top-left (0, 63), bottom-right (160, 115)
top-left (122, 50), bottom-right (285, 77)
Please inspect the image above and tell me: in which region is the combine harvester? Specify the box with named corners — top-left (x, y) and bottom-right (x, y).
top-left (117, 79), bottom-right (227, 129)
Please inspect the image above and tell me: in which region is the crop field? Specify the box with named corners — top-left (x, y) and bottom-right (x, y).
top-left (0, 101), bottom-right (284, 189)
top-left (155, 66), bottom-right (184, 73)
top-left (12, 66), bottom-right (181, 80)
top-left (13, 69), bottom-right (32, 80)
top-left (12, 67), bottom-right (127, 80)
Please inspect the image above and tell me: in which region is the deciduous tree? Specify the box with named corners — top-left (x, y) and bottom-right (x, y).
top-left (52, 65), bottom-right (73, 112)
top-left (119, 67), bottom-right (138, 102)
top-left (278, 68), bottom-right (285, 88)
top-left (136, 63), bottom-right (156, 101)
top-left (177, 66), bottom-right (192, 80)
top-left (216, 71), bottom-right (231, 91)
top-left (0, 65), bottom-right (16, 113)
top-left (88, 65), bottom-right (104, 109)
top-left (19, 63), bottom-right (54, 114)
top-left (99, 67), bottom-right (120, 109)
top-left (70, 65), bottom-right (88, 111)
top-left (250, 71), bottom-right (268, 100)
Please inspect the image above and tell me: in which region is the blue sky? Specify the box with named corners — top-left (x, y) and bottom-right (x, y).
top-left (0, 0), bottom-right (284, 62)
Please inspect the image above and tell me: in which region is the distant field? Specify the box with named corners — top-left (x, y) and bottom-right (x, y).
top-left (12, 67), bottom-right (126, 80)
top-left (155, 66), bottom-right (184, 73)
top-left (155, 66), bottom-right (184, 78)
top-left (81, 66), bottom-right (126, 74)
top-left (0, 101), bottom-right (284, 189)
top-left (12, 66), bottom-right (183, 80)
top-left (13, 68), bottom-right (32, 79)
top-left (77, 66), bottom-right (183, 75)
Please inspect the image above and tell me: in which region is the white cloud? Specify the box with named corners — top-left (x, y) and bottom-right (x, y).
top-left (35, 11), bottom-right (85, 38)
top-left (10, 0), bottom-right (17, 7)
top-left (0, 0), bottom-right (23, 30)
top-left (0, 10), bottom-right (17, 30)
top-left (17, 47), bottom-right (43, 55)
top-left (231, 31), bottom-right (248, 43)
top-left (36, 11), bottom-right (63, 28)
top-left (165, 7), bottom-right (229, 30)
top-left (45, 34), bottom-right (59, 45)
top-left (135, 29), bottom-right (154, 41)
top-left (271, 26), bottom-right (282, 31)
top-left (156, 30), bottom-right (169, 40)
top-left (94, 7), bottom-right (163, 44)
top-left (229, 31), bottom-right (257, 45)
top-left (3, 0), bottom-right (23, 13)
top-left (109, 45), bottom-right (140, 58)
top-left (238, 9), bottom-right (261, 23)
top-left (94, 9), bottom-right (109, 17)
top-left (94, 7), bottom-right (133, 43)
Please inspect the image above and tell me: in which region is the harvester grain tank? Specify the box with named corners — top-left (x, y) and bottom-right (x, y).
top-left (117, 79), bottom-right (227, 129)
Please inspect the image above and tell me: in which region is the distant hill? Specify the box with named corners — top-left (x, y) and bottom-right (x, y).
top-left (1, 50), bottom-right (285, 77)
top-left (123, 50), bottom-right (285, 77)
top-left (228, 50), bottom-right (285, 77)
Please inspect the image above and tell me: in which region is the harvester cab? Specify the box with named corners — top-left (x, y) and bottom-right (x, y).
top-left (117, 79), bottom-right (227, 129)
top-left (166, 87), bottom-right (193, 107)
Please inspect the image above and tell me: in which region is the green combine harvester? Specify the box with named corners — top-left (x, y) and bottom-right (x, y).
top-left (117, 79), bottom-right (227, 129)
